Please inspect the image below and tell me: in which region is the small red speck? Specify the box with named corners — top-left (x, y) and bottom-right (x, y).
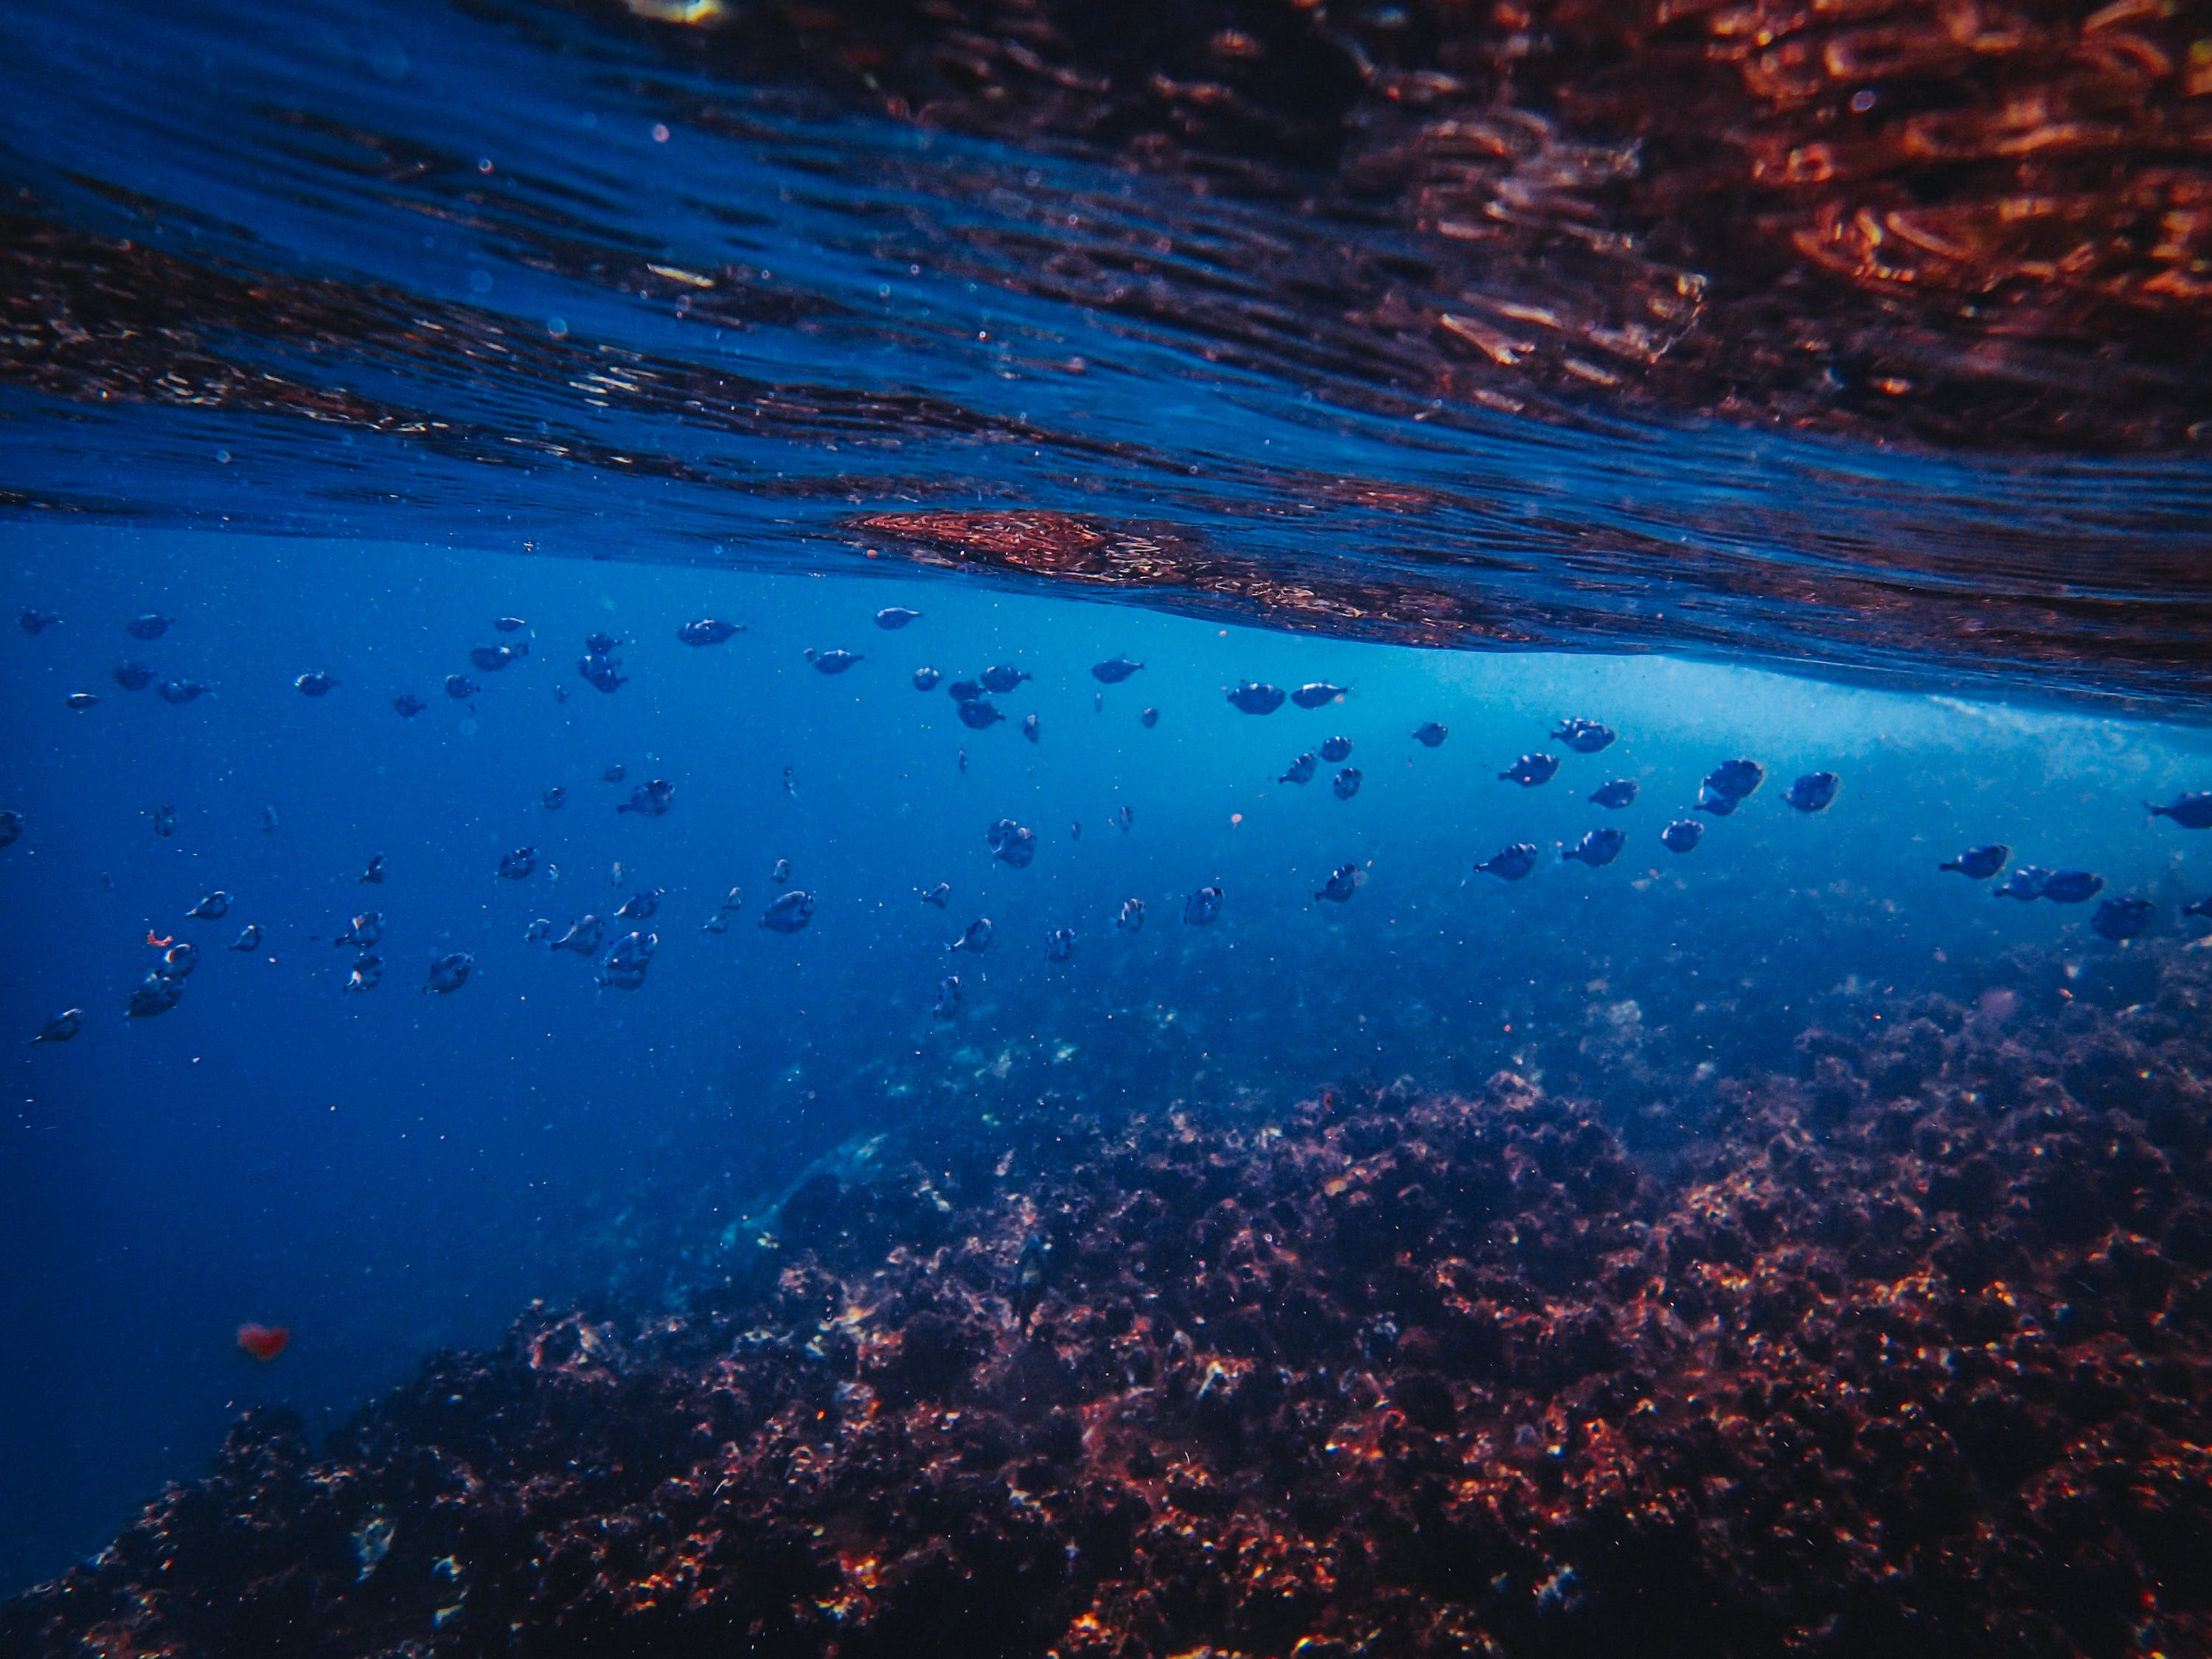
top-left (237, 1323), bottom-right (290, 1363)
top-left (651, 123), bottom-right (670, 143)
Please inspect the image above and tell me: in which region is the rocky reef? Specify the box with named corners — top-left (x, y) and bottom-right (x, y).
top-left (8, 944), bottom-right (2212, 1658)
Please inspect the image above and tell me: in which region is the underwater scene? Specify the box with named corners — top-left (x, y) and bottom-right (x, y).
top-left (4, 0), bottom-right (2212, 1654)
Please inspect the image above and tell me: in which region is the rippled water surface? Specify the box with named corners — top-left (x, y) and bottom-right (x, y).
top-left (5, 0), bottom-right (2212, 1644)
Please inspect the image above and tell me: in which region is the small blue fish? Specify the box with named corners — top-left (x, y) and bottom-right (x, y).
top-left (577, 653), bottom-right (627, 693)
top-left (126, 613), bottom-right (172, 641)
top-left (1183, 886), bottom-right (1223, 925)
top-left (1315, 863), bottom-right (1360, 903)
top-left (2147, 790), bottom-right (2212, 830)
top-left (616, 888), bottom-right (662, 920)
top-left (152, 804), bottom-right (177, 837)
top-left (496, 848), bottom-right (536, 880)
top-left (1092, 656), bottom-right (1144, 684)
top-left (1279, 754), bottom-right (1317, 785)
top-left (469, 643), bottom-right (526, 672)
top-left (543, 786), bottom-right (566, 810)
top-left (617, 779), bottom-right (674, 817)
top-left (958, 698), bottom-right (1005, 730)
top-left (127, 973), bottom-right (184, 1018)
top-left (335, 912), bottom-right (383, 947)
top-left (1476, 843), bottom-right (1540, 880)
top-left (912, 667), bottom-right (942, 691)
top-left (947, 679), bottom-right (985, 702)
top-left (1292, 682), bottom-right (1349, 709)
top-left (1589, 779), bottom-right (1638, 810)
top-left (1411, 723), bottom-right (1447, 748)
top-left (1499, 754), bottom-right (1559, 787)
top-left (525, 918), bottom-right (553, 944)
top-left (294, 672), bottom-right (338, 698)
top-left (493, 616), bottom-right (528, 633)
top-left (594, 931), bottom-right (657, 990)
top-left (2041, 869), bottom-right (2104, 904)
top-left (423, 952), bottom-right (474, 994)
top-left (602, 762), bottom-right (627, 783)
top-left (1117, 897), bottom-right (1146, 931)
top-left (949, 917), bottom-right (994, 953)
top-left (357, 855), bottom-right (385, 885)
top-left (157, 680), bottom-right (209, 706)
top-left (2090, 897), bottom-right (2152, 941)
top-left (1693, 785), bottom-right (1739, 817)
top-left (445, 674), bottom-right (479, 700)
top-left (32, 1009), bottom-right (83, 1044)
top-left (980, 664), bottom-right (1029, 693)
top-left (112, 662), bottom-right (155, 692)
top-left (1660, 820), bottom-right (1703, 854)
top-left (759, 891), bottom-right (815, 934)
top-left (1045, 927), bottom-right (1076, 961)
top-left (65, 692), bottom-right (100, 711)
top-left (1704, 759), bottom-right (1764, 801)
top-left (1992, 866), bottom-right (2052, 901)
top-left (0, 809), bottom-right (19, 848)
top-left (162, 942), bottom-right (198, 978)
top-left (1140, 707), bottom-right (1159, 728)
top-left (1562, 828), bottom-right (1625, 867)
top-left (18, 608), bottom-right (60, 635)
top-left (1320, 735), bottom-right (1353, 762)
top-left (678, 619), bottom-right (742, 646)
top-left (1022, 714), bottom-right (1040, 744)
top-left (987, 819), bottom-right (1037, 868)
top-left (552, 915), bottom-right (603, 953)
top-left (773, 859), bottom-right (790, 886)
top-left (1551, 719), bottom-right (1614, 754)
top-left (392, 694), bottom-right (428, 717)
top-left (342, 956), bottom-right (383, 995)
top-left (2183, 897), bottom-right (2212, 925)
top-left (229, 923), bottom-right (263, 952)
top-left (1228, 681), bottom-right (1286, 714)
top-left (1332, 768), bottom-right (1363, 800)
top-left (1785, 772), bottom-right (1839, 813)
top-left (1941, 844), bottom-right (2008, 880)
top-left (933, 975), bottom-right (961, 1020)
top-left (920, 883), bottom-right (951, 908)
top-left (187, 891), bottom-right (232, 921)
top-left (874, 607), bottom-right (922, 630)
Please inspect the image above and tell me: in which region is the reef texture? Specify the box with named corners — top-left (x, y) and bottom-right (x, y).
top-left (10, 950), bottom-right (2212, 1658)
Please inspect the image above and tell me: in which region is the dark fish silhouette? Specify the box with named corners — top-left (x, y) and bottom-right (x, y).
top-left (1315, 863), bottom-right (1360, 903)
top-left (552, 915), bottom-right (603, 953)
top-left (603, 762), bottom-right (626, 783)
top-left (1016, 1232), bottom-right (1052, 1321)
top-left (392, 694), bottom-right (427, 717)
top-left (617, 779), bottom-right (674, 816)
top-left (1412, 723), bottom-right (1447, 748)
top-left (1993, 866), bottom-right (2053, 901)
top-left (187, 891), bottom-right (232, 921)
top-left (1279, 753), bottom-right (1317, 785)
top-left (1693, 785), bottom-right (1739, 817)
top-left (678, 619), bottom-right (743, 646)
top-left (151, 804), bottom-right (177, 837)
top-left (493, 616), bottom-right (528, 633)
top-left (358, 854), bottom-right (385, 885)
top-left (1704, 759), bottom-right (1765, 801)
top-left (947, 678), bottom-right (984, 703)
top-left (585, 633), bottom-right (619, 656)
top-left (1941, 844), bottom-right (2009, 880)
top-left (65, 692), bottom-right (100, 711)
top-left (1092, 656), bottom-right (1144, 684)
top-left (772, 858), bottom-right (791, 886)
top-left (1045, 927), bottom-right (1076, 961)
top-left (1562, 828), bottom-right (1626, 867)
top-left (127, 973), bottom-right (184, 1018)
top-left (445, 674), bottom-right (479, 700)
top-left (1116, 805), bottom-right (1133, 831)
top-left (1476, 843), bottom-right (1540, 880)
top-left (2148, 790), bottom-right (2212, 830)
top-left (294, 672), bottom-right (338, 697)
top-left (577, 653), bottom-right (626, 694)
top-left (496, 848), bottom-right (536, 880)
top-left (949, 917), bottom-right (993, 953)
top-left (987, 819), bottom-right (1037, 868)
top-left (1291, 682), bottom-right (1348, 709)
top-left (1785, 771), bottom-right (1839, 813)
top-left (156, 679), bottom-right (209, 706)
top-left (2090, 897), bottom-right (2153, 941)
top-left (1228, 681), bottom-right (1286, 714)
top-left (229, 924), bottom-right (263, 952)
top-left (161, 942), bottom-right (199, 978)
top-left (0, 809), bottom-right (19, 848)
top-left (524, 917), bottom-right (553, 943)
top-left (912, 667), bottom-right (942, 691)
top-left (759, 890), bottom-right (815, 933)
top-left (1499, 754), bottom-right (1559, 787)
top-left (113, 662), bottom-right (155, 692)
top-left (933, 975), bottom-right (961, 1020)
top-left (2184, 897), bottom-right (2212, 924)
top-left (423, 952), bottom-right (474, 994)
top-left (874, 607), bottom-right (922, 630)
top-left (542, 786), bottom-right (566, 810)
top-left (1140, 708), bottom-right (1159, 728)
top-left (594, 931), bottom-right (657, 990)
top-left (19, 609), bottom-right (60, 635)
top-left (1022, 714), bottom-right (1040, 743)
top-left (616, 888), bottom-right (661, 920)
top-left (701, 911), bottom-right (731, 934)
top-left (1332, 768), bottom-right (1363, 799)
top-left (980, 664), bottom-right (1029, 693)
top-left (920, 882), bottom-right (952, 908)
top-left (32, 1009), bottom-right (83, 1044)
top-left (469, 644), bottom-right (526, 672)
top-left (1117, 897), bottom-right (1146, 931)
top-left (126, 613), bottom-right (172, 641)
top-left (261, 806), bottom-right (279, 835)
top-left (1320, 735), bottom-right (1353, 762)
top-left (342, 956), bottom-right (383, 994)
top-left (1552, 718), bottom-right (1615, 754)
top-left (335, 912), bottom-right (383, 948)
top-left (2042, 869), bottom-right (2104, 904)
top-left (1589, 779), bottom-right (1638, 810)
top-left (805, 648), bottom-right (863, 674)
top-left (958, 698), bottom-right (1004, 730)
top-left (1183, 886), bottom-right (1224, 925)
top-left (1660, 820), bottom-right (1703, 854)
top-left (1071, 820), bottom-right (1082, 841)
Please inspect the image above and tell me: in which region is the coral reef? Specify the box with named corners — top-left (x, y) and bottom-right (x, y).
top-left (9, 945), bottom-right (2212, 1658)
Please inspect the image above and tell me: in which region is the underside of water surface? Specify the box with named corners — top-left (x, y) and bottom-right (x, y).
top-left (3, 0), bottom-right (2211, 1655)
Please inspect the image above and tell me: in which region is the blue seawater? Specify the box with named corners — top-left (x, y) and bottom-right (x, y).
top-left (1, 0), bottom-right (2209, 1623)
